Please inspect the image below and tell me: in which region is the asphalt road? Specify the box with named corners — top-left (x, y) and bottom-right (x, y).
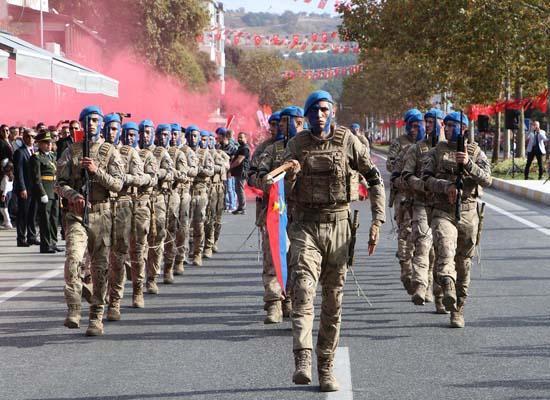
top-left (1, 153), bottom-right (549, 400)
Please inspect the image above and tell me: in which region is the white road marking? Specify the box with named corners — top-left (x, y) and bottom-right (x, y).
top-left (0, 266), bottom-right (64, 305)
top-left (372, 150), bottom-right (550, 237)
top-left (328, 347), bottom-right (353, 400)
top-left (484, 201), bottom-right (550, 237)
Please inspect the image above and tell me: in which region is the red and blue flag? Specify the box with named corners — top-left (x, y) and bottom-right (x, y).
top-left (266, 172), bottom-right (288, 293)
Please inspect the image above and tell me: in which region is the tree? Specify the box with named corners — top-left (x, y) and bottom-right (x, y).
top-left (233, 50), bottom-right (314, 110)
top-left (50, 0), bottom-right (211, 89)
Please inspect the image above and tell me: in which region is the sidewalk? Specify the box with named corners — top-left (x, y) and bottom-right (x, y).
top-left (372, 144), bottom-right (550, 206)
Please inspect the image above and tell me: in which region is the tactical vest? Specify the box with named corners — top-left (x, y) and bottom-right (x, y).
top-left (393, 135), bottom-right (415, 175)
top-left (293, 127), bottom-right (358, 207)
top-left (271, 141), bottom-right (285, 169)
top-left (193, 148), bottom-right (211, 185)
top-left (71, 142), bottom-right (113, 203)
top-left (153, 146), bottom-right (171, 190)
top-left (218, 149), bottom-right (229, 182)
top-left (138, 148), bottom-right (154, 196)
top-left (434, 141), bottom-right (482, 204)
top-left (210, 149), bottom-right (222, 184)
top-left (414, 141), bottom-right (430, 177)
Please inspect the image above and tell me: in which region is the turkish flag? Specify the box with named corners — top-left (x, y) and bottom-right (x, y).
top-left (318, 0), bottom-right (328, 9)
top-left (254, 35), bottom-right (262, 46)
top-left (321, 32), bottom-right (328, 43)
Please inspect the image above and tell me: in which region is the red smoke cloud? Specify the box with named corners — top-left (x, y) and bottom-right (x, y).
top-left (0, 50), bottom-right (261, 136)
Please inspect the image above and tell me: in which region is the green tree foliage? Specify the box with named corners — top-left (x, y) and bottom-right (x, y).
top-left (50, 0), bottom-right (211, 89)
top-left (339, 0), bottom-right (549, 109)
top-left (232, 50), bottom-right (314, 109)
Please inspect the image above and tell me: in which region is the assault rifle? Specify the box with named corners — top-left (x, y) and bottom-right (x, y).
top-left (81, 115), bottom-right (91, 230)
top-left (455, 111), bottom-right (465, 222)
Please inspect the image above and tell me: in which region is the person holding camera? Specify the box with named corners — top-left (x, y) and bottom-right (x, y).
top-left (524, 121), bottom-right (547, 180)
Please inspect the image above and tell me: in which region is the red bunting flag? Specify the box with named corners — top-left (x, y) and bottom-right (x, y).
top-left (318, 0), bottom-right (328, 9)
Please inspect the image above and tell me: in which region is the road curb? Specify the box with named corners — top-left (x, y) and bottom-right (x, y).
top-left (490, 178), bottom-right (550, 206)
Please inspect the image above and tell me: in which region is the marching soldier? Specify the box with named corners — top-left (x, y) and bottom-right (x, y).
top-left (129, 121), bottom-right (158, 307)
top-left (163, 124), bottom-right (188, 283)
top-left (57, 106), bottom-right (125, 336)
top-left (173, 127), bottom-right (198, 274)
top-left (256, 106), bottom-right (304, 324)
top-left (185, 126), bottom-right (214, 266)
top-left (30, 131), bottom-right (60, 254)
top-left (204, 132), bottom-right (230, 257)
top-left (387, 109), bottom-right (423, 294)
top-left (283, 91), bottom-right (385, 392)
top-left (142, 120), bottom-right (174, 294)
top-left (401, 108), bottom-right (446, 312)
top-left (106, 120), bottom-right (149, 320)
top-left (422, 111), bottom-right (492, 328)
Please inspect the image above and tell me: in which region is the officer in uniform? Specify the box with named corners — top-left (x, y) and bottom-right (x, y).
top-left (185, 125), bottom-right (214, 266)
top-left (283, 91), bottom-right (385, 392)
top-left (423, 111), bottom-right (492, 328)
top-left (106, 120), bottom-right (150, 320)
top-left (173, 126), bottom-right (198, 274)
top-left (387, 109), bottom-right (423, 294)
top-left (204, 132), bottom-right (230, 257)
top-left (402, 108), bottom-right (447, 312)
top-left (30, 131), bottom-right (59, 253)
top-left (163, 124), bottom-right (188, 283)
top-left (57, 106), bottom-right (125, 336)
top-left (143, 120), bottom-right (174, 294)
top-left (256, 106), bottom-right (304, 324)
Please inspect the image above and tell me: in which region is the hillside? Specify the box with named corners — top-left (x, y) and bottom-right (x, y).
top-left (224, 10), bottom-right (341, 35)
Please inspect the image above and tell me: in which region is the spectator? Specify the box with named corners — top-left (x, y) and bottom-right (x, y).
top-left (0, 162), bottom-right (14, 229)
top-left (57, 120), bottom-right (78, 160)
top-left (8, 126), bottom-right (20, 149)
top-left (229, 132), bottom-right (250, 215)
top-left (13, 128), bottom-right (39, 247)
top-left (216, 127), bottom-right (238, 211)
top-left (0, 124), bottom-right (13, 167)
top-left (524, 120), bottom-right (547, 180)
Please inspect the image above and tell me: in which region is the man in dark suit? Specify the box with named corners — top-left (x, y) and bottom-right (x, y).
top-left (56, 120), bottom-right (78, 160)
top-left (13, 128), bottom-right (38, 247)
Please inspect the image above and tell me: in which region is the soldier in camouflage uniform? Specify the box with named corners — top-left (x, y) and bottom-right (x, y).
top-left (143, 121), bottom-right (174, 294)
top-left (105, 120), bottom-right (152, 320)
top-left (128, 121), bottom-right (158, 308)
top-left (284, 91), bottom-right (385, 392)
top-left (57, 106), bottom-right (124, 336)
top-left (402, 109), bottom-right (447, 312)
top-left (386, 109), bottom-right (422, 294)
top-left (422, 111), bottom-right (492, 328)
top-left (162, 124), bottom-right (188, 284)
top-left (204, 132), bottom-right (230, 257)
top-left (256, 106), bottom-right (304, 324)
top-left (185, 126), bottom-right (214, 266)
top-left (173, 125), bottom-right (198, 275)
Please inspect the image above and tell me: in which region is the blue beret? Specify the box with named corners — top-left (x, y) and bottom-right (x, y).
top-left (186, 125), bottom-right (200, 135)
top-left (404, 108), bottom-right (423, 123)
top-left (104, 113), bottom-right (121, 125)
top-left (304, 90), bottom-right (334, 115)
top-left (281, 106), bottom-right (304, 118)
top-left (122, 122), bottom-right (139, 132)
top-left (215, 127), bottom-right (227, 136)
top-left (156, 124), bottom-right (171, 134)
top-left (424, 108), bottom-right (445, 120)
top-left (350, 123), bottom-right (360, 130)
top-left (139, 120), bottom-right (154, 131)
top-left (171, 123), bottom-right (182, 132)
top-left (444, 111), bottom-right (469, 126)
top-left (79, 105), bottom-right (103, 121)
top-left (200, 130), bottom-right (210, 137)
top-left (268, 111), bottom-right (281, 123)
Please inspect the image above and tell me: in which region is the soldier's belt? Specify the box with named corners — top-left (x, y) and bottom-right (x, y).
top-left (89, 200), bottom-right (110, 213)
top-left (294, 208), bottom-right (349, 223)
top-left (434, 201), bottom-right (477, 213)
top-left (41, 176), bottom-right (56, 181)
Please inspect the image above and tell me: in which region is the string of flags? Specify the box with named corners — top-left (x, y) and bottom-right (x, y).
top-left (293, 0), bottom-right (352, 11)
top-left (198, 29), bottom-right (360, 53)
top-left (467, 89), bottom-right (549, 121)
top-left (282, 64), bottom-right (363, 80)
